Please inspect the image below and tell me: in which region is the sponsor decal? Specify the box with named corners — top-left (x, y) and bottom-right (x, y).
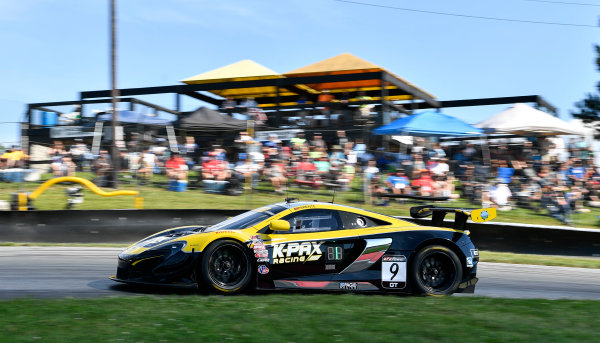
top-left (249, 235), bottom-right (269, 262)
top-left (381, 254), bottom-right (407, 289)
top-left (466, 257), bottom-right (474, 268)
top-left (325, 264), bottom-right (336, 270)
top-left (470, 249), bottom-right (479, 257)
top-left (327, 246), bottom-right (343, 262)
top-left (255, 251), bottom-right (268, 258)
top-left (291, 204), bottom-right (316, 212)
top-left (339, 282), bottom-right (357, 290)
top-left (258, 265), bottom-right (270, 274)
top-left (382, 255), bottom-right (407, 262)
top-left (480, 210), bottom-right (489, 220)
top-left (272, 241), bottom-right (323, 264)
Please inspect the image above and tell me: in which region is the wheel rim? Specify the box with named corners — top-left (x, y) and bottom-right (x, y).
top-left (418, 252), bottom-right (457, 293)
top-left (208, 244), bottom-right (248, 289)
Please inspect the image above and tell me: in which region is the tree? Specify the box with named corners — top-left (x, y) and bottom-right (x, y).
top-left (572, 45), bottom-right (600, 135)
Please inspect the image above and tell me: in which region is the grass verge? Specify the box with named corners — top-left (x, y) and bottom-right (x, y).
top-left (0, 295), bottom-right (598, 342)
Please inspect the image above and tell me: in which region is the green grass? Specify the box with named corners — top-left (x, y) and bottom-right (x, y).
top-left (0, 295), bottom-right (598, 342)
top-left (3, 172), bottom-right (600, 227)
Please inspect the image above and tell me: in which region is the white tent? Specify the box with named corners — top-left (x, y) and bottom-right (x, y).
top-left (475, 103), bottom-right (586, 136)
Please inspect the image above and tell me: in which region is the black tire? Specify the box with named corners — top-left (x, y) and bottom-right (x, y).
top-left (200, 240), bottom-right (252, 294)
top-left (410, 245), bottom-right (462, 296)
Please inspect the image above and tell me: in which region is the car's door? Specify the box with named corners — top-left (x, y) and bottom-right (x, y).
top-left (266, 209), bottom-right (348, 278)
top-left (266, 208), bottom-right (389, 281)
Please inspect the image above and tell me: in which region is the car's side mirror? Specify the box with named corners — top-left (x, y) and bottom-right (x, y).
top-left (269, 220), bottom-right (290, 232)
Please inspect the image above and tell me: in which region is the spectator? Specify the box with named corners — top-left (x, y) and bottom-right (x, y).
top-left (430, 157), bottom-right (450, 177)
top-left (267, 159), bottom-right (287, 194)
top-left (69, 140), bottom-right (88, 171)
top-left (93, 150), bottom-right (112, 187)
top-left (59, 155), bottom-right (76, 176)
top-left (541, 185), bottom-right (571, 224)
top-left (314, 156), bottom-right (331, 176)
top-left (434, 174), bottom-right (459, 200)
top-left (310, 133), bottom-right (326, 149)
top-left (489, 180), bottom-right (512, 211)
top-left (411, 169), bottom-right (436, 197)
top-left (137, 149), bottom-right (157, 183)
top-left (363, 160), bottom-right (379, 180)
top-left (166, 151), bottom-right (188, 181)
top-left (202, 153), bottom-right (229, 181)
top-left (386, 169), bottom-right (411, 195)
top-left (3, 146), bottom-right (29, 168)
top-left (234, 157), bottom-right (260, 189)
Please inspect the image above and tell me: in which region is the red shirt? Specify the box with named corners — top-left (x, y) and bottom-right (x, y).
top-left (412, 175), bottom-right (435, 192)
top-left (166, 156), bottom-right (185, 170)
top-left (297, 161), bottom-right (316, 171)
top-left (202, 159), bottom-right (224, 173)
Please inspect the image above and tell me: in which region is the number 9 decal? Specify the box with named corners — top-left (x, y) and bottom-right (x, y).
top-left (382, 255), bottom-right (407, 289)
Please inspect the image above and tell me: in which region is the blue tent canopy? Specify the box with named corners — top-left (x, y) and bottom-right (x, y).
top-left (373, 111), bottom-right (482, 136)
top-left (97, 110), bottom-right (174, 126)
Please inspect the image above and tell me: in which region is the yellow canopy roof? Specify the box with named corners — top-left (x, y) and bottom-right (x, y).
top-left (181, 60), bottom-right (297, 99)
top-left (285, 53), bottom-right (435, 100)
top-left (181, 59), bottom-right (282, 84)
top-left (285, 52), bottom-right (382, 76)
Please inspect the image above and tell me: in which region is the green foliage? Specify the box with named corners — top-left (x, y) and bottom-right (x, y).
top-left (572, 45), bottom-right (600, 134)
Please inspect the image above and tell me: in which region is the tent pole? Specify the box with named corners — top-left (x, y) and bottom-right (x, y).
top-left (109, 0), bottom-right (120, 188)
top-left (481, 134), bottom-right (491, 167)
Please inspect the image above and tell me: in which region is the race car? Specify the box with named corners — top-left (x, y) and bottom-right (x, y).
top-left (111, 200), bottom-right (495, 296)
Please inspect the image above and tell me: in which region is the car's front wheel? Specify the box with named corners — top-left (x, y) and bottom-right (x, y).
top-left (200, 240), bottom-right (252, 294)
top-left (410, 245), bottom-right (462, 296)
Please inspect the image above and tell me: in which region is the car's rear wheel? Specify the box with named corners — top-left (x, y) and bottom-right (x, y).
top-left (410, 245), bottom-right (462, 296)
top-left (200, 240), bottom-right (252, 294)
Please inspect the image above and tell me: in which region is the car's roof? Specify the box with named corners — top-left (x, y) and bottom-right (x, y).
top-left (271, 201), bottom-right (391, 217)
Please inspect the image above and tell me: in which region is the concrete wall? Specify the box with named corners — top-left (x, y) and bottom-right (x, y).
top-left (1, 209), bottom-right (599, 256)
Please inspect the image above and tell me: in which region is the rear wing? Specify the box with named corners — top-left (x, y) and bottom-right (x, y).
top-left (409, 205), bottom-right (497, 231)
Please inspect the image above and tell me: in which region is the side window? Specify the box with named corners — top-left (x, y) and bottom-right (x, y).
top-left (282, 209), bottom-right (342, 233)
top-left (339, 211), bottom-right (391, 230)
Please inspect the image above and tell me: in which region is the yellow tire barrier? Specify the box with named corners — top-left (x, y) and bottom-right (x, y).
top-left (28, 176), bottom-right (138, 199)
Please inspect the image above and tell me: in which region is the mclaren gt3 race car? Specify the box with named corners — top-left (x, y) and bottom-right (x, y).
top-left (111, 201), bottom-right (496, 296)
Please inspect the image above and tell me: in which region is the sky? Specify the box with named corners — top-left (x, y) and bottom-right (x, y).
top-left (0, 0), bottom-right (598, 146)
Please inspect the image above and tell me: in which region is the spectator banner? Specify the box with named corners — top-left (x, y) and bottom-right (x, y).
top-left (49, 126), bottom-right (95, 138)
top-left (255, 129), bottom-right (303, 142)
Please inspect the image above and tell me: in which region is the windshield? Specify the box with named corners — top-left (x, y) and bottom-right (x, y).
top-left (205, 205), bottom-right (286, 232)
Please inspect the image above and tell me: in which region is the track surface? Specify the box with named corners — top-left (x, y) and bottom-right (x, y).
top-left (1, 247), bottom-right (599, 300)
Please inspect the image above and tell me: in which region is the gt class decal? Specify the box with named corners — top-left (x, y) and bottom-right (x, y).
top-left (272, 241), bottom-right (323, 264)
top-left (381, 255), bottom-right (407, 289)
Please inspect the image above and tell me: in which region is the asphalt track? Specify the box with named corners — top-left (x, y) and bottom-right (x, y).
top-left (1, 247), bottom-right (599, 300)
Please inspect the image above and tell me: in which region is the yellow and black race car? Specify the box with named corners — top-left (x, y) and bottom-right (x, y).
top-left (111, 200), bottom-right (496, 296)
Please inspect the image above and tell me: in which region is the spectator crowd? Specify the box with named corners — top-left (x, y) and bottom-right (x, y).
top-left (1, 132), bottom-right (599, 225)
